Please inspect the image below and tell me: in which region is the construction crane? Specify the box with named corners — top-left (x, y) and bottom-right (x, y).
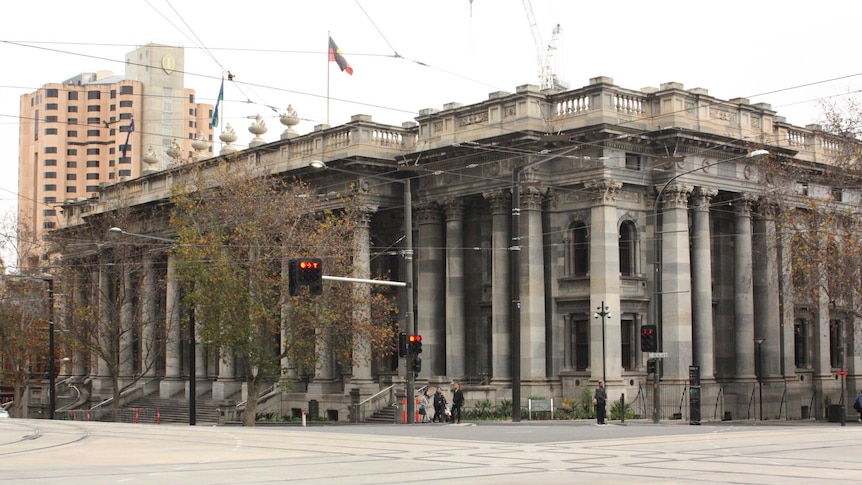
top-left (523, 0), bottom-right (567, 91)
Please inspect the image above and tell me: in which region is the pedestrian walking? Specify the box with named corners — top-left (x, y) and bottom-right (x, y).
top-left (451, 382), bottom-right (464, 424)
top-left (419, 389), bottom-right (432, 423)
top-left (432, 387), bottom-right (447, 423)
top-left (594, 380), bottom-right (608, 425)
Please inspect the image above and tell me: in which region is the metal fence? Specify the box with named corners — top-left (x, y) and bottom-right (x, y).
top-left (628, 383), bottom-right (727, 422)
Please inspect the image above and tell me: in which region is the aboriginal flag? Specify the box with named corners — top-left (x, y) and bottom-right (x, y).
top-left (328, 36), bottom-right (353, 75)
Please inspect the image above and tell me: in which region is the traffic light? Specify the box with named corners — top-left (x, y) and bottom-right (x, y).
top-left (411, 357), bottom-right (422, 373)
top-left (398, 332), bottom-right (408, 357)
top-left (408, 334), bottom-right (422, 355)
top-left (288, 258), bottom-right (323, 296)
top-left (641, 325), bottom-right (657, 352)
top-left (646, 359), bottom-right (657, 375)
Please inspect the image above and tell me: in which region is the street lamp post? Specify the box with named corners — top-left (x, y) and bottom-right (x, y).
top-left (47, 277), bottom-right (55, 419)
top-left (651, 149), bottom-right (768, 424)
top-left (308, 161), bottom-right (416, 423)
top-left (107, 228), bottom-right (195, 424)
top-left (594, 301), bottom-right (612, 383)
top-left (754, 338), bottom-right (764, 420)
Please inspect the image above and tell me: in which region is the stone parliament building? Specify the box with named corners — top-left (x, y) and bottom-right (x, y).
top-left (46, 75), bottom-right (860, 422)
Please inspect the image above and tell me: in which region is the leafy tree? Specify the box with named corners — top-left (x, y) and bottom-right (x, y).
top-left (170, 157), bottom-right (397, 426)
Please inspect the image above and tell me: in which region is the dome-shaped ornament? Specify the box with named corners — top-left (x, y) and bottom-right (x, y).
top-left (248, 114), bottom-right (267, 147)
top-left (219, 123), bottom-right (238, 155)
top-left (280, 105), bottom-right (300, 140)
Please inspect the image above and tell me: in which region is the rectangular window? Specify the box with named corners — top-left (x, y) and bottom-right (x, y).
top-left (119, 157), bottom-right (131, 164)
top-left (621, 319), bottom-right (634, 370)
top-left (44, 184), bottom-right (56, 191)
top-left (86, 185), bottom-right (99, 193)
top-left (67, 130), bottom-right (77, 137)
top-left (829, 320), bottom-right (843, 368)
top-left (86, 173), bottom-right (99, 180)
top-left (66, 148), bottom-right (77, 156)
top-left (44, 147), bottom-right (57, 154)
top-left (120, 85), bottom-right (133, 95)
top-left (119, 112), bottom-right (132, 120)
top-left (119, 100), bottom-right (133, 108)
top-left (189, 94), bottom-right (195, 103)
top-left (66, 174), bottom-right (76, 181)
top-left (44, 128), bottom-right (57, 135)
top-left (109, 104), bottom-right (116, 111)
top-left (87, 91), bottom-right (100, 100)
top-left (110, 90), bottom-right (117, 99)
top-left (44, 159), bottom-right (57, 167)
top-left (794, 318), bottom-right (809, 368)
top-left (46, 103), bottom-right (58, 110)
top-left (87, 117), bottom-right (100, 125)
top-left (46, 88), bottom-right (59, 98)
top-left (43, 209), bottom-right (56, 216)
top-left (87, 105), bottom-right (101, 112)
top-left (86, 160), bottom-right (99, 168)
top-left (572, 319), bottom-right (590, 371)
top-left (68, 91), bottom-right (78, 101)
top-left (67, 118), bottom-right (78, 125)
top-left (87, 129), bottom-right (100, 136)
top-left (119, 169), bottom-right (132, 177)
top-left (43, 221), bottom-right (56, 229)
top-left (189, 121), bottom-right (195, 128)
top-left (67, 105), bottom-right (78, 113)
top-left (66, 161), bottom-right (77, 168)
top-left (44, 196), bottom-right (56, 204)
top-left (625, 154), bottom-right (642, 170)
top-left (86, 148), bottom-right (100, 155)
top-left (65, 186), bottom-right (77, 193)
top-left (45, 116), bottom-right (58, 122)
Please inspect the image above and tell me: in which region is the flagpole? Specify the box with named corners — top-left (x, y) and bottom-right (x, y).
top-left (327, 31), bottom-right (331, 125)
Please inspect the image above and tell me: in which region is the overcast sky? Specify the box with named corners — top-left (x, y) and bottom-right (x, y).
top-left (2, 0), bottom-right (861, 220)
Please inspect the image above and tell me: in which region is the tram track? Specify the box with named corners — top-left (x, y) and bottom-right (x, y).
top-left (0, 419), bottom-right (91, 457)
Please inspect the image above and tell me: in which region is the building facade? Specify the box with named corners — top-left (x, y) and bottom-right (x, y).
top-left (46, 76), bottom-right (860, 422)
top-left (18, 44), bottom-right (213, 269)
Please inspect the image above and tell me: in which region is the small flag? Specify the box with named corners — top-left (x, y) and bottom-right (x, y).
top-left (328, 36), bottom-right (353, 75)
top-left (212, 79), bottom-right (224, 128)
top-left (122, 114), bottom-right (135, 159)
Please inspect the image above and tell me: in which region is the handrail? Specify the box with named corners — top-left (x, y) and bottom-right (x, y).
top-left (56, 385), bottom-right (82, 412)
top-left (358, 384), bottom-right (394, 407)
top-left (235, 384), bottom-right (276, 410)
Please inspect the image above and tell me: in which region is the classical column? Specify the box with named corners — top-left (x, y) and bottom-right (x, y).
top-left (351, 209), bottom-right (375, 387)
top-left (71, 268), bottom-right (87, 378)
top-left (119, 265), bottom-right (135, 378)
top-left (753, 201), bottom-right (782, 379)
top-left (161, 253), bottom-right (183, 398)
top-left (691, 187), bottom-right (717, 379)
top-left (520, 185), bottom-right (546, 380)
top-left (484, 190), bottom-right (511, 381)
top-left (141, 253), bottom-right (157, 377)
top-left (660, 182), bottom-right (693, 379)
top-left (416, 202), bottom-right (444, 376)
top-left (444, 198), bottom-right (465, 379)
top-left (734, 193), bottom-right (757, 379)
top-left (97, 260), bottom-right (112, 379)
top-left (585, 179), bottom-right (623, 384)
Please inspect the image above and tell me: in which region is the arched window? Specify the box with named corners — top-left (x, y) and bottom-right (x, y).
top-left (619, 220), bottom-right (637, 276)
top-left (570, 222), bottom-right (589, 276)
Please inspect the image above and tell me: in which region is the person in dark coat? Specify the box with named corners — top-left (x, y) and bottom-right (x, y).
top-left (451, 382), bottom-right (464, 424)
top-left (432, 387), bottom-right (447, 423)
top-left (594, 380), bottom-right (608, 425)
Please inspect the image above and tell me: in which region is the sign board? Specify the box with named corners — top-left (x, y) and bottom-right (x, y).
top-left (648, 352), bottom-right (669, 358)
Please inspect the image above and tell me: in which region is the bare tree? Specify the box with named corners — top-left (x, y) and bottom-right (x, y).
top-left (170, 157), bottom-right (398, 426)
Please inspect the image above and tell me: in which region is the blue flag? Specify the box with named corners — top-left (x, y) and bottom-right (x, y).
top-left (121, 114), bottom-right (135, 159)
top-left (212, 80), bottom-right (224, 128)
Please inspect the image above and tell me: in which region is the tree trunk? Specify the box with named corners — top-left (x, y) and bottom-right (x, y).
top-left (243, 377), bottom-right (259, 426)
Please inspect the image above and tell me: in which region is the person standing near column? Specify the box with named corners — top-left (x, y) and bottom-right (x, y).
top-left (594, 380), bottom-right (608, 425)
top-left (451, 382), bottom-right (464, 424)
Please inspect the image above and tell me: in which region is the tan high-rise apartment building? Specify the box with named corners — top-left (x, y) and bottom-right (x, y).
top-left (18, 44), bottom-right (213, 269)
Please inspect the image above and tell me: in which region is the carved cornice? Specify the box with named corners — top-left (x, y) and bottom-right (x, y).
top-left (483, 189), bottom-right (511, 215)
top-left (414, 202), bottom-right (442, 225)
top-left (659, 182), bottom-right (693, 209)
top-left (584, 179), bottom-right (623, 205)
top-left (692, 187), bottom-right (718, 212)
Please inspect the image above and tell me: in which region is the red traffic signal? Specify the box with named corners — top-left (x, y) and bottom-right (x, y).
top-left (640, 325), bottom-right (657, 352)
top-left (408, 334), bottom-right (423, 355)
top-left (289, 258), bottom-right (323, 296)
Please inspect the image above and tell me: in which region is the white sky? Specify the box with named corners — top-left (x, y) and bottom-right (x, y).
top-left (2, 0), bottom-right (862, 221)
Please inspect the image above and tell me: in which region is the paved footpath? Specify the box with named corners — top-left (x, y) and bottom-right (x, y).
top-left (1, 419), bottom-right (860, 484)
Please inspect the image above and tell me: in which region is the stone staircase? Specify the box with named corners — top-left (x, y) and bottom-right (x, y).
top-left (366, 403), bottom-right (398, 424)
top-left (118, 395), bottom-right (222, 424)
